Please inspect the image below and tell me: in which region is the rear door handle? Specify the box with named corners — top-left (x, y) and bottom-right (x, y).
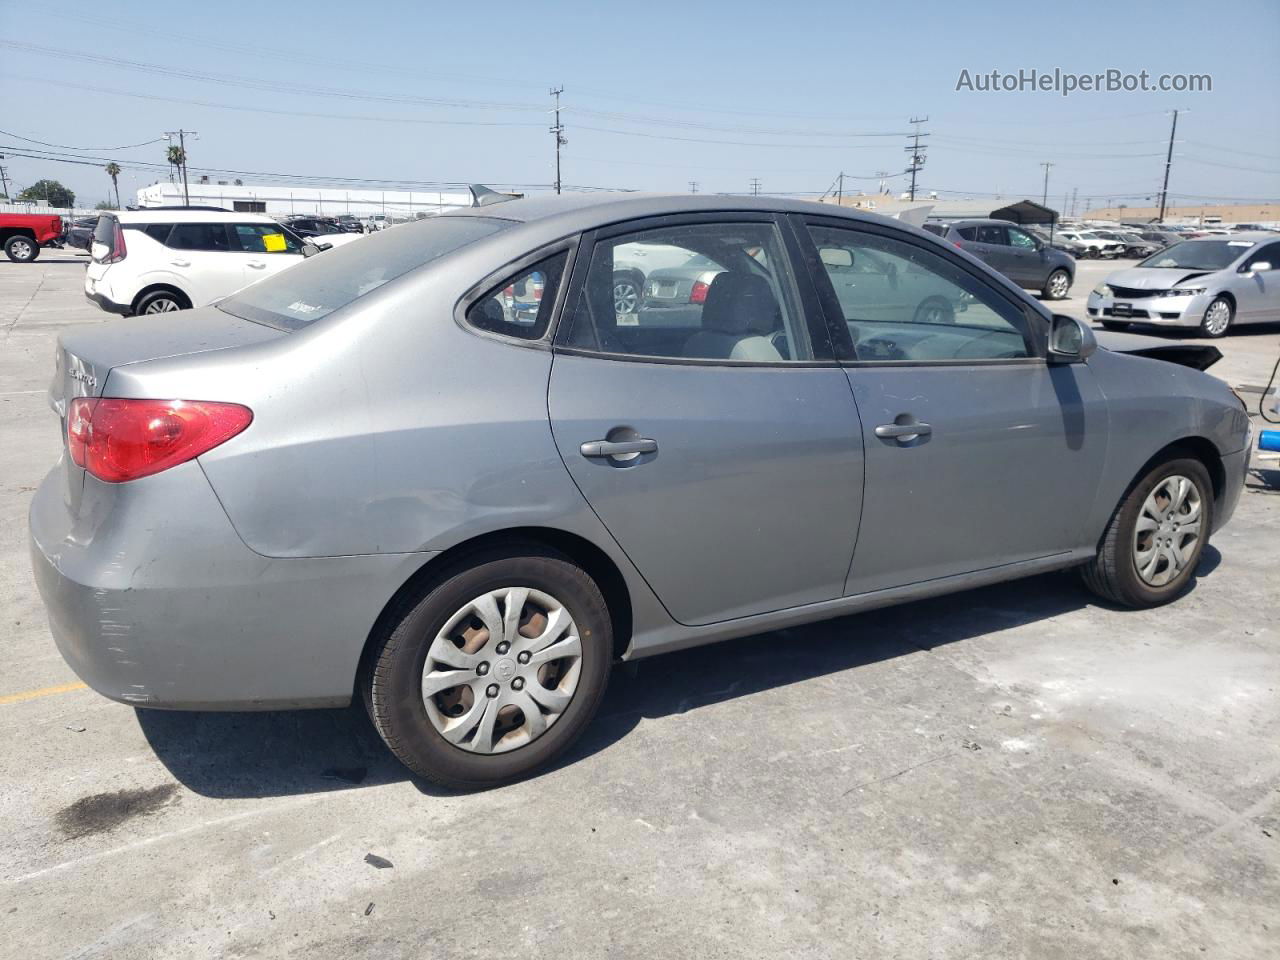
top-left (874, 421), bottom-right (932, 441)
top-left (580, 438), bottom-right (658, 459)
top-left (170, 258), bottom-right (190, 267)
top-left (247, 260), bottom-right (267, 269)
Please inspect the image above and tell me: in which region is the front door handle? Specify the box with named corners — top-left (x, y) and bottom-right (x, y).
top-left (247, 260), bottom-right (267, 269)
top-left (580, 438), bottom-right (658, 459)
top-left (170, 258), bottom-right (190, 267)
top-left (874, 421), bottom-right (932, 441)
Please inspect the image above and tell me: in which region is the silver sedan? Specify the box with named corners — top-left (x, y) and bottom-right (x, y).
top-left (1088, 233), bottom-right (1280, 337)
top-left (30, 194), bottom-right (1250, 788)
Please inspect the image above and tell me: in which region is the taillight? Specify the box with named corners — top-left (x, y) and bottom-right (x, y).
top-left (98, 221), bottom-right (128, 264)
top-left (67, 398), bottom-right (252, 483)
top-left (689, 279), bottom-right (710, 304)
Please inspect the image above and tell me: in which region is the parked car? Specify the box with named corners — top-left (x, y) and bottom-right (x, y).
top-left (1090, 230), bottom-right (1158, 259)
top-left (334, 214), bottom-right (365, 234)
top-left (1088, 233), bottom-right (1280, 337)
top-left (1024, 225), bottom-right (1091, 259)
top-left (281, 216), bottom-right (344, 238)
top-left (923, 219), bottom-right (1074, 299)
top-left (33, 194), bottom-right (1249, 789)
top-left (1055, 230), bottom-right (1124, 259)
top-left (64, 216), bottom-right (100, 251)
top-left (84, 210), bottom-right (306, 315)
top-left (1135, 230), bottom-right (1179, 250)
top-left (0, 211), bottom-right (64, 262)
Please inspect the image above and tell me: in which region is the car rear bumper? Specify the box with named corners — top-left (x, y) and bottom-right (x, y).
top-left (84, 288), bottom-right (131, 315)
top-left (29, 459), bottom-right (432, 710)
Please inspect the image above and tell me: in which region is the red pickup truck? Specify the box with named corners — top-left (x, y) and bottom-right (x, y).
top-left (0, 212), bottom-right (64, 262)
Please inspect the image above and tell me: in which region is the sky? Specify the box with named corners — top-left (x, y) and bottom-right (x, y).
top-left (1, 0), bottom-right (1277, 212)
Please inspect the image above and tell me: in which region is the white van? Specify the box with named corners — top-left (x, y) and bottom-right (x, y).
top-left (85, 210), bottom-right (306, 315)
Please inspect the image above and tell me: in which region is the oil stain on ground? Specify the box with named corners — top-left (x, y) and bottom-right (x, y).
top-left (55, 783), bottom-right (180, 839)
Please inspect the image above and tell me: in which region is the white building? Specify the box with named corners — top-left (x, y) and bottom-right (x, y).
top-left (134, 180), bottom-right (476, 218)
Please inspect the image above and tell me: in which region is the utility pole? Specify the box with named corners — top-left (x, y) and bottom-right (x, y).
top-left (1039, 161), bottom-right (1053, 206)
top-left (904, 116), bottom-right (929, 201)
top-left (875, 170), bottom-right (890, 194)
top-left (1070, 187), bottom-right (1078, 218)
top-left (549, 87), bottom-right (566, 195)
top-left (749, 178), bottom-right (761, 196)
top-left (1157, 108), bottom-right (1179, 223)
top-left (0, 156), bottom-right (9, 200)
top-left (836, 171), bottom-right (845, 204)
top-left (688, 181), bottom-right (699, 194)
top-left (165, 130), bottom-right (197, 206)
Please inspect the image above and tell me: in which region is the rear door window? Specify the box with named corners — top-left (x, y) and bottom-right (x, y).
top-left (144, 224), bottom-right (174, 243)
top-left (975, 225), bottom-right (1008, 245)
top-left (231, 223), bottom-right (301, 254)
top-left (167, 223), bottom-right (232, 252)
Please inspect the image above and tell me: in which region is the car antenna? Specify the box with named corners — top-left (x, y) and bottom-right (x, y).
top-left (469, 184), bottom-right (516, 207)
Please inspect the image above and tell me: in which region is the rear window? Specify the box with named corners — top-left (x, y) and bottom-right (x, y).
top-left (218, 216), bottom-right (511, 330)
top-left (921, 223), bottom-right (945, 236)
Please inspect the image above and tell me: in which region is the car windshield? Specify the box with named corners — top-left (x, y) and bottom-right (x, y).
top-left (219, 216), bottom-right (511, 330)
top-left (1138, 240), bottom-right (1254, 270)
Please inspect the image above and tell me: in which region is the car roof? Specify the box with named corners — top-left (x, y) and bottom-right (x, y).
top-left (113, 209), bottom-right (278, 225)
top-left (440, 191), bottom-right (913, 234)
top-left (1174, 232), bottom-right (1271, 244)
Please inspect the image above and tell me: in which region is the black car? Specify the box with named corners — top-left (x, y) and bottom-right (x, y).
top-left (922, 219), bottom-right (1075, 300)
top-left (334, 214), bottom-right (365, 234)
top-left (280, 216), bottom-right (344, 238)
top-left (63, 215), bottom-right (99, 250)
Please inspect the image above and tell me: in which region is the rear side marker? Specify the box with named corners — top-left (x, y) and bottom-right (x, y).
top-left (68, 398), bottom-right (253, 483)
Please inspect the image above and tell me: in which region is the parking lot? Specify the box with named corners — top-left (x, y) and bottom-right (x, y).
top-left (2, 253), bottom-right (1278, 958)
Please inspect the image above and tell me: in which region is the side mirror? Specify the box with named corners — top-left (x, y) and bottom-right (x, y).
top-left (1244, 261), bottom-right (1271, 274)
top-left (301, 241), bottom-right (332, 258)
top-left (1047, 314), bottom-right (1096, 363)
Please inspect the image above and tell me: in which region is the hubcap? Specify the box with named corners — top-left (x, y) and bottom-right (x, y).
top-left (12, 239), bottom-right (33, 258)
top-left (1203, 300), bottom-right (1230, 335)
top-left (1049, 272), bottom-right (1069, 297)
top-left (1133, 475), bottom-right (1202, 587)
top-left (613, 281), bottom-right (639, 315)
top-left (421, 587), bottom-right (583, 754)
top-left (144, 298), bottom-right (180, 313)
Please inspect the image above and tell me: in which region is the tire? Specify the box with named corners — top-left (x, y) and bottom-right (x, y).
top-left (364, 545), bottom-right (613, 789)
top-left (1082, 248), bottom-right (1098, 260)
top-left (913, 295), bottom-right (955, 325)
top-left (134, 289), bottom-right (189, 315)
top-left (612, 272), bottom-right (642, 316)
top-left (1198, 296), bottom-right (1233, 339)
top-left (1042, 268), bottom-right (1071, 300)
top-left (1080, 456), bottom-right (1213, 608)
top-left (4, 235), bottom-right (39, 262)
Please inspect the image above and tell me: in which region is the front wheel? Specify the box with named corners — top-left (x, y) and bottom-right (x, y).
top-left (364, 546), bottom-right (612, 789)
top-left (612, 272), bottom-right (642, 316)
top-left (1042, 268), bottom-right (1071, 300)
top-left (913, 295), bottom-right (955, 325)
top-left (1080, 457), bottom-right (1213, 608)
top-left (4, 235), bottom-right (39, 262)
top-left (1199, 296), bottom-right (1233, 338)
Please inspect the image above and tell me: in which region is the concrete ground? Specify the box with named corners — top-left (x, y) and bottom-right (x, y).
top-left (2, 254), bottom-right (1278, 960)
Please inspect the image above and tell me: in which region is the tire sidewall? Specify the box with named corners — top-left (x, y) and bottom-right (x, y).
top-left (370, 551), bottom-right (612, 787)
top-left (1200, 297), bottom-right (1232, 339)
top-left (136, 290), bottom-right (186, 314)
top-left (6, 236), bottom-right (38, 262)
top-left (1112, 458), bottom-right (1213, 605)
top-left (1044, 269), bottom-right (1070, 300)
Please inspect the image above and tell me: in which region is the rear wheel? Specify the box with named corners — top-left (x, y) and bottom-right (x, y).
top-left (4, 235), bottom-right (39, 262)
top-left (364, 546), bottom-right (612, 789)
top-left (1199, 296), bottom-right (1233, 338)
top-left (913, 296), bottom-right (955, 325)
top-left (1042, 268), bottom-right (1071, 300)
top-left (612, 272), bottom-right (642, 316)
top-left (135, 289), bottom-right (189, 315)
top-left (1080, 457), bottom-right (1213, 607)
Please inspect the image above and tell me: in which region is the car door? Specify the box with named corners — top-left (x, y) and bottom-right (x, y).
top-left (229, 222), bottom-right (305, 288)
top-left (1005, 226), bottom-right (1043, 286)
top-left (799, 217), bottom-right (1109, 595)
top-left (1231, 241), bottom-right (1280, 323)
top-left (162, 222), bottom-right (243, 306)
top-left (967, 224), bottom-right (1013, 276)
top-left (547, 215), bottom-right (864, 626)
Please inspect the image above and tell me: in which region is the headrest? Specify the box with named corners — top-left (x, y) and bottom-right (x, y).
top-left (699, 272), bottom-right (780, 335)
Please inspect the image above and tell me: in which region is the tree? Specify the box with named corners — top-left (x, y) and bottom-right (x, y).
top-left (166, 145), bottom-right (186, 180)
top-left (104, 162), bottom-right (122, 209)
top-left (94, 200), bottom-right (116, 211)
top-left (17, 179), bottom-right (76, 208)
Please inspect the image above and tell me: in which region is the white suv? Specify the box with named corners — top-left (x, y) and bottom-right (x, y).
top-left (85, 210), bottom-right (305, 315)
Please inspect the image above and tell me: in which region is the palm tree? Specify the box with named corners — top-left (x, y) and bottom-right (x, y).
top-left (104, 162), bottom-right (121, 209)
top-left (166, 145), bottom-right (185, 183)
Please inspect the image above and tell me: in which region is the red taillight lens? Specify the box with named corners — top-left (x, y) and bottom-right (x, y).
top-left (66, 398), bottom-right (252, 483)
top-left (689, 279), bottom-right (710, 304)
top-left (100, 220), bottom-right (128, 264)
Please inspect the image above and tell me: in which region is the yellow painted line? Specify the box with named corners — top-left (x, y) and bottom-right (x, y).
top-left (0, 681), bottom-right (88, 705)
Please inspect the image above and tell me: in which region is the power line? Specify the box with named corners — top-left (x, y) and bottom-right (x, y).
top-left (0, 127), bottom-right (166, 151)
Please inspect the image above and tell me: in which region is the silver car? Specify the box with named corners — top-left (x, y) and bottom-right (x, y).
top-left (30, 194), bottom-right (1250, 788)
top-left (1088, 233), bottom-right (1280, 337)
